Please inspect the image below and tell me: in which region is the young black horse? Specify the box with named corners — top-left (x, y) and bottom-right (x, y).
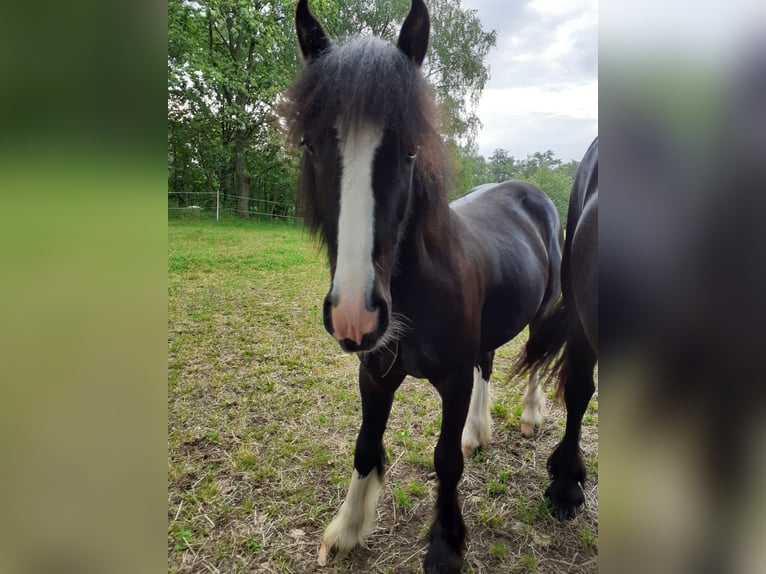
top-left (288, 0), bottom-right (562, 571)
top-left (518, 137), bottom-right (598, 519)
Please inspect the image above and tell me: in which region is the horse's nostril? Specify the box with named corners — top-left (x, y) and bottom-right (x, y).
top-left (339, 338), bottom-right (359, 352)
top-left (322, 294), bottom-right (335, 336)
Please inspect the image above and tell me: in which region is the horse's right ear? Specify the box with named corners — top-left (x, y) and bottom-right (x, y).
top-left (397, 0), bottom-right (430, 67)
top-left (295, 0), bottom-right (330, 62)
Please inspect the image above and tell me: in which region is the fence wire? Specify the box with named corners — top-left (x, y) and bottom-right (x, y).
top-left (168, 190), bottom-right (303, 222)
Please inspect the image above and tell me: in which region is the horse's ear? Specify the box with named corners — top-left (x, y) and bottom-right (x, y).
top-left (295, 0), bottom-right (330, 62)
top-left (397, 0), bottom-right (430, 67)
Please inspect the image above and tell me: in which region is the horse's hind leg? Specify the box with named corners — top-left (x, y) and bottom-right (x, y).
top-left (545, 333), bottom-right (596, 519)
top-left (318, 362), bottom-right (405, 565)
top-left (520, 367), bottom-right (546, 438)
top-left (461, 351), bottom-right (494, 458)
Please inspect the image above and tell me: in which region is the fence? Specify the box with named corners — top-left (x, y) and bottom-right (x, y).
top-left (168, 191), bottom-right (303, 223)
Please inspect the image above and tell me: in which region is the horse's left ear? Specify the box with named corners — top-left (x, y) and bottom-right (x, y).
top-left (397, 0), bottom-right (430, 67)
top-left (295, 0), bottom-right (330, 62)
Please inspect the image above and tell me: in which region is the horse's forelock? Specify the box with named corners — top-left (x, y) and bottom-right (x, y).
top-left (288, 36), bottom-right (445, 176)
top-left (286, 35), bottom-right (449, 242)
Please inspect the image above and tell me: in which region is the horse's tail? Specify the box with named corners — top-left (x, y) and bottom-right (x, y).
top-left (515, 300), bottom-right (568, 398)
top-left (515, 198), bottom-right (567, 392)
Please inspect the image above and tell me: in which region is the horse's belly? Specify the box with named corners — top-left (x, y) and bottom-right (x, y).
top-left (479, 271), bottom-right (546, 352)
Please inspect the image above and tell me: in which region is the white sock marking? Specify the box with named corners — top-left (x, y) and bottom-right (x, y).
top-left (318, 469), bottom-right (382, 565)
top-left (462, 367), bottom-right (492, 457)
top-left (521, 369), bottom-right (546, 438)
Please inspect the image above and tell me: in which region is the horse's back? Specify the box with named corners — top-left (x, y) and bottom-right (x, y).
top-left (452, 180), bottom-right (557, 228)
top-left (451, 181), bottom-right (560, 255)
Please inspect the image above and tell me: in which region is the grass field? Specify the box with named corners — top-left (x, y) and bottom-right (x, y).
top-left (168, 216), bottom-right (598, 573)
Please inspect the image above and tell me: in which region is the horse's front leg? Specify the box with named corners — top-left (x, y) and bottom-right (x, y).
top-left (317, 361), bottom-right (405, 565)
top-left (424, 367), bottom-right (473, 574)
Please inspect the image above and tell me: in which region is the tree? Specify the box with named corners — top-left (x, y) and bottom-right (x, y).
top-left (304, 0), bottom-right (495, 148)
top-left (452, 147), bottom-right (580, 226)
top-left (487, 149), bottom-right (520, 182)
top-left (168, 0), bottom-right (497, 217)
top-left (425, 0), bottom-right (496, 147)
top-left (169, 0), bottom-right (300, 216)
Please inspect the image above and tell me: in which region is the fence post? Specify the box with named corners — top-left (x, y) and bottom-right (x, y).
top-left (216, 188), bottom-right (220, 221)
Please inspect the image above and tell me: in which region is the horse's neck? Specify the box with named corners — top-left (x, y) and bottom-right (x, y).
top-left (396, 179), bottom-right (463, 279)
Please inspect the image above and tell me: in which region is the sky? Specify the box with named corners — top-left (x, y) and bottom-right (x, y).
top-left (460, 0), bottom-right (598, 162)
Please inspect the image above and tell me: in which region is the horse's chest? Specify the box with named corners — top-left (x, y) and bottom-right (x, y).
top-left (396, 331), bottom-right (473, 380)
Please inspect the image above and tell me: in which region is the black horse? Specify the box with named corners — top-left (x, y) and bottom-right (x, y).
top-left (288, 0), bottom-right (563, 571)
top-left (518, 137), bottom-right (598, 519)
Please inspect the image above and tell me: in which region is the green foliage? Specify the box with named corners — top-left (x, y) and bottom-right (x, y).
top-left (452, 147), bottom-right (580, 227)
top-left (168, 0), bottom-right (496, 216)
top-left (426, 0), bottom-right (496, 146)
top-left (169, 0), bottom-right (574, 225)
top-left (309, 0), bottom-right (495, 147)
top-left (168, 0), bottom-right (300, 216)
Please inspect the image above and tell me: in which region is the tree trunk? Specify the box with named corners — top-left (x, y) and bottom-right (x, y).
top-left (234, 130), bottom-right (250, 217)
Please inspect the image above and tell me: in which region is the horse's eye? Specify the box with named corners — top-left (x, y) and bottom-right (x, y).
top-left (300, 136), bottom-right (315, 156)
top-left (406, 152), bottom-right (417, 161)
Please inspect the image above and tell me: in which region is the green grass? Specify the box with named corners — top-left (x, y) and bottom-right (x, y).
top-left (519, 553), bottom-right (537, 572)
top-left (491, 541), bottom-right (509, 559)
top-left (487, 478), bottom-right (507, 498)
top-left (580, 528), bottom-right (597, 549)
top-left (491, 401), bottom-right (509, 420)
top-left (393, 484), bottom-right (413, 510)
top-left (407, 479), bottom-right (427, 497)
top-left (243, 537), bottom-right (262, 555)
top-left (168, 218), bottom-right (598, 573)
top-left (170, 523), bottom-right (195, 551)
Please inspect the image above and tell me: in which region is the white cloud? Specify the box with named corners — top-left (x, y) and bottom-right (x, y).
top-left (462, 0), bottom-right (598, 161)
top-left (479, 81), bottom-right (597, 121)
top-left (528, 0), bottom-right (588, 17)
top-left (473, 81), bottom-right (597, 160)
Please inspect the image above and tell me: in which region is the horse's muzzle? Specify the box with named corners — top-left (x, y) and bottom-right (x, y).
top-left (323, 293), bottom-right (389, 352)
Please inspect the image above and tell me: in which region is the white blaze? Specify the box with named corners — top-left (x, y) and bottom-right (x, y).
top-left (332, 122), bottom-right (383, 308)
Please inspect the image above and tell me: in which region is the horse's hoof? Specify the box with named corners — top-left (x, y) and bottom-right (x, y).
top-left (520, 420), bottom-right (538, 438)
top-left (317, 541), bottom-right (343, 566)
top-left (545, 479), bottom-right (585, 520)
top-left (424, 524), bottom-right (465, 574)
top-left (423, 550), bottom-right (464, 574)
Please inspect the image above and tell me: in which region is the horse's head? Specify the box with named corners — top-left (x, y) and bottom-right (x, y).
top-left (290, 0), bottom-right (435, 353)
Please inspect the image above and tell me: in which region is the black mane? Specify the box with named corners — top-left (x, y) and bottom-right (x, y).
top-left (286, 36), bottom-right (448, 238)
